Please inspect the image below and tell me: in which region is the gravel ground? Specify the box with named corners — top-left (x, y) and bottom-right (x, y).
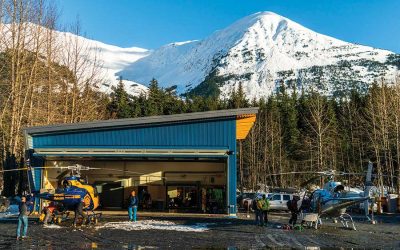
top-left (0, 212), bottom-right (399, 249)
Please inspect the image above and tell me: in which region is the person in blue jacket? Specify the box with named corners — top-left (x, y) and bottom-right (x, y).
top-left (128, 191), bottom-right (138, 222)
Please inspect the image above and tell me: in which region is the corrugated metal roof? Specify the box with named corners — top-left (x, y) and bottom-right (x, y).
top-left (25, 107), bottom-right (259, 135)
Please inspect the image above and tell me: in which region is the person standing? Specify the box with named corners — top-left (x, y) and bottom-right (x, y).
top-left (253, 196), bottom-right (262, 226)
top-left (256, 195), bottom-right (266, 226)
top-left (288, 196), bottom-right (300, 225)
top-left (73, 198), bottom-right (87, 227)
top-left (16, 196), bottom-right (29, 240)
top-left (260, 194), bottom-right (270, 226)
top-left (128, 191), bottom-right (138, 222)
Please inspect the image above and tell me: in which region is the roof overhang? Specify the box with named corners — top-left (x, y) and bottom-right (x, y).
top-left (33, 148), bottom-right (230, 158)
top-left (24, 108), bottom-right (259, 136)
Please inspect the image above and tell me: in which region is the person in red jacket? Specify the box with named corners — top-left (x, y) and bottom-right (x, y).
top-left (42, 202), bottom-right (57, 225)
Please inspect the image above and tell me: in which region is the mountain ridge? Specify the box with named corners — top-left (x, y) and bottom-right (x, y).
top-left (118, 11), bottom-right (399, 99)
top-left (2, 12), bottom-right (397, 99)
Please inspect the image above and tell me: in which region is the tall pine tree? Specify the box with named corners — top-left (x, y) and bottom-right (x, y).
top-left (107, 78), bottom-right (132, 118)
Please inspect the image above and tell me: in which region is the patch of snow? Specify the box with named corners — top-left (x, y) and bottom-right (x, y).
top-left (96, 220), bottom-right (209, 232)
top-left (43, 224), bottom-right (63, 229)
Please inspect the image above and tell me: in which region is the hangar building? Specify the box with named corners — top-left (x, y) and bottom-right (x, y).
top-left (24, 108), bottom-right (258, 216)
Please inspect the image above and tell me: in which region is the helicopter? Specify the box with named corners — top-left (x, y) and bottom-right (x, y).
top-left (267, 162), bottom-right (380, 230)
top-left (0, 163), bottom-right (167, 224)
top-left (36, 164), bottom-right (101, 224)
top-left (0, 164), bottom-right (102, 224)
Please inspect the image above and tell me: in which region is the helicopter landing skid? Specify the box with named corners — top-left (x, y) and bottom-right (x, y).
top-left (338, 213), bottom-right (356, 230)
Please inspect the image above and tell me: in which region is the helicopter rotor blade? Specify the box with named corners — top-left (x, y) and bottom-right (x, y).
top-left (300, 175), bottom-right (323, 188)
top-left (265, 171), bottom-right (324, 177)
top-left (0, 165), bottom-right (168, 180)
top-left (94, 167), bottom-right (168, 180)
top-left (0, 166), bottom-right (69, 173)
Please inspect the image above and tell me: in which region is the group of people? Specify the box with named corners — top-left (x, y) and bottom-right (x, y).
top-left (43, 197), bottom-right (89, 227)
top-left (14, 190), bottom-right (302, 241)
top-left (16, 190), bottom-right (138, 240)
top-left (253, 194), bottom-right (270, 226)
top-left (252, 194), bottom-right (301, 227)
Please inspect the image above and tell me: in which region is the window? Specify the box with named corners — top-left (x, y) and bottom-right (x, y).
top-left (283, 195), bottom-right (291, 201)
top-left (272, 194), bottom-right (281, 201)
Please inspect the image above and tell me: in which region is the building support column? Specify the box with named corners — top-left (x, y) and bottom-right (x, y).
top-left (228, 152), bottom-right (237, 217)
top-left (26, 150), bottom-right (44, 211)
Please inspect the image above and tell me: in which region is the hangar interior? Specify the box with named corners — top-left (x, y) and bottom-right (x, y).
top-left (25, 108), bottom-right (258, 215)
top-left (42, 158), bottom-right (227, 213)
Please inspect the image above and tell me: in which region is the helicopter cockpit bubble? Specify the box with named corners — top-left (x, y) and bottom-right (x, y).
top-left (333, 184), bottom-right (345, 193)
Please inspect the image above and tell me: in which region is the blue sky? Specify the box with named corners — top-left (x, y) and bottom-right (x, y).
top-left (55, 0), bottom-right (400, 53)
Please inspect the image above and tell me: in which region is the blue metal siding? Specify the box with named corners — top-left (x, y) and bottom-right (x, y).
top-left (32, 119), bottom-right (236, 150)
top-left (29, 117), bottom-right (239, 214)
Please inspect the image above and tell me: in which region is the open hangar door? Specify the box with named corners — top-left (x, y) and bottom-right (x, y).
top-left (41, 157), bottom-right (228, 213)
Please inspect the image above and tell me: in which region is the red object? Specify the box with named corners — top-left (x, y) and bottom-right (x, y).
top-left (46, 202), bottom-right (57, 213)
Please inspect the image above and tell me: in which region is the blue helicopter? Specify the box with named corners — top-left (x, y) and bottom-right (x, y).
top-left (1, 163), bottom-right (165, 223)
top-left (37, 165), bottom-right (100, 212)
top-left (0, 164), bottom-right (102, 223)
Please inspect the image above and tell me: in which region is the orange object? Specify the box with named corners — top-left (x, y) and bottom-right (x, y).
top-left (236, 114), bottom-right (257, 139)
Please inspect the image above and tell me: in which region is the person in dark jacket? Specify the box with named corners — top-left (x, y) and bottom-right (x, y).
top-left (128, 190), bottom-right (138, 222)
top-left (287, 196), bottom-right (300, 225)
top-left (16, 196), bottom-right (29, 240)
top-left (73, 198), bottom-right (87, 227)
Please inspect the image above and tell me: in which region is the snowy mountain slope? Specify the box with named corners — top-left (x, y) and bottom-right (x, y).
top-left (53, 30), bottom-right (151, 95)
top-left (0, 23), bottom-right (150, 95)
top-left (118, 11), bottom-right (399, 99)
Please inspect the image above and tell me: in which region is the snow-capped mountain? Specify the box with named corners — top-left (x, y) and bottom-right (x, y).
top-left (118, 11), bottom-right (399, 99)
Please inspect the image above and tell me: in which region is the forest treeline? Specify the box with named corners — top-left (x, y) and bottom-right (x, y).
top-left (0, 0), bottom-right (399, 196)
top-left (108, 77), bottom-right (400, 194)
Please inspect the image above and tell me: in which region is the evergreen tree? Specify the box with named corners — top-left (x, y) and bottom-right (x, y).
top-left (236, 82), bottom-right (249, 108)
top-left (228, 82), bottom-right (249, 108)
top-left (107, 78), bottom-right (132, 119)
top-left (146, 78), bottom-right (163, 116)
top-left (277, 83), bottom-right (300, 159)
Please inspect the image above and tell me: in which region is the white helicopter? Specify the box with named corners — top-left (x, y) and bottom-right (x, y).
top-left (268, 162), bottom-right (380, 230)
